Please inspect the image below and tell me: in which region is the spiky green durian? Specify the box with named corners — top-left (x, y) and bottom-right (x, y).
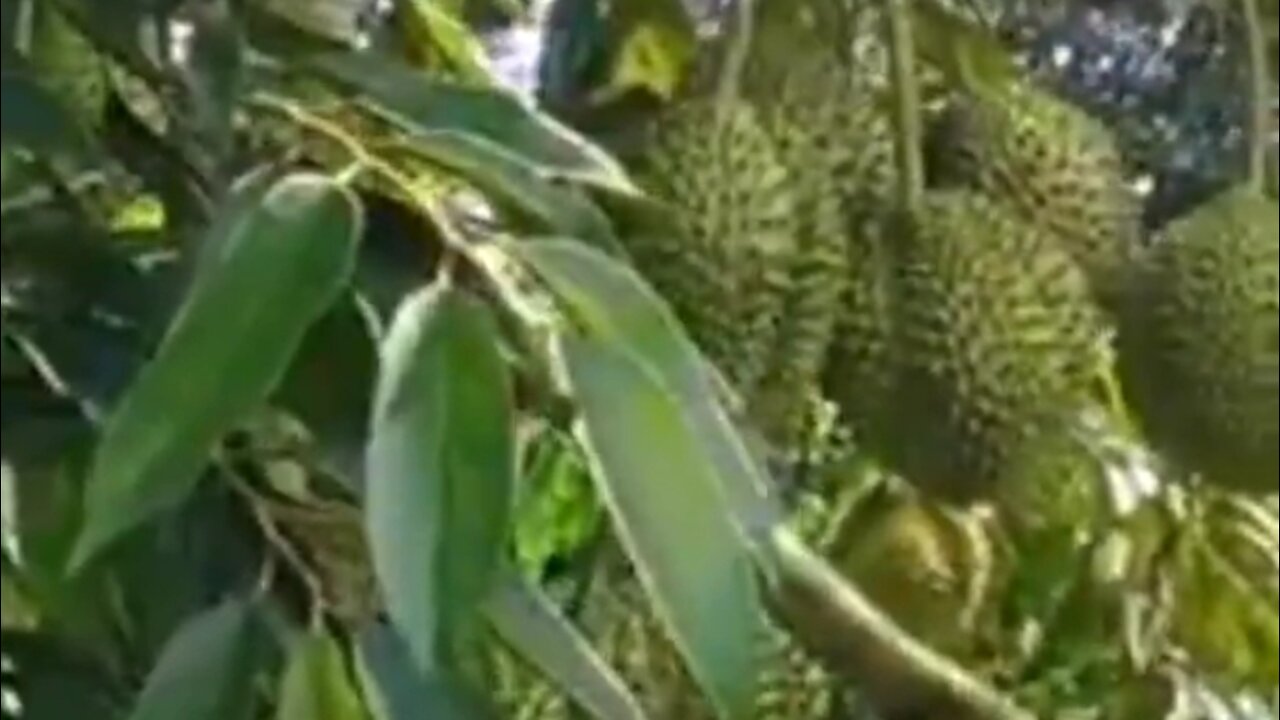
top-left (887, 192), bottom-right (1104, 502)
top-left (738, 65), bottom-right (862, 448)
top-left (1117, 186), bottom-right (1278, 494)
top-left (622, 96), bottom-right (803, 442)
top-left (929, 84), bottom-right (1141, 304)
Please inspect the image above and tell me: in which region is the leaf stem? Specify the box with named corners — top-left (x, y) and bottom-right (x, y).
top-left (884, 0), bottom-right (926, 214)
top-left (1241, 0), bottom-right (1272, 189)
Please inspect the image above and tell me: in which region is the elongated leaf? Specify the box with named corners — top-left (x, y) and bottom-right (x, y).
top-left (561, 335), bottom-right (763, 720)
top-left (277, 630), bottom-right (367, 720)
top-left (71, 173), bottom-right (362, 570)
top-left (311, 53), bottom-right (634, 192)
top-left (366, 283), bottom-right (515, 676)
top-left (126, 599), bottom-right (262, 720)
top-left (485, 575), bottom-right (647, 720)
top-left (396, 0), bottom-right (493, 83)
top-left (911, 0), bottom-right (1020, 95)
top-left (392, 130), bottom-right (618, 251)
top-left (510, 240), bottom-right (780, 535)
top-left (356, 624), bottom-right (497, 720)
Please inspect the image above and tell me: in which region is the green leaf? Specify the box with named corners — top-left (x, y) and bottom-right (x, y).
top-left (356, 624), bottom-right (497, 720)
top-left (275, 293), bottom-right (379, 489)
top-left (560, 335), bottom-right (763, 720)
top-left (485, 575), bottom-right (647, 720)
top-left (601, 0), bottom-right (696, 101)
top-left (390, 130), bottom-right (619, 251)
top-left (126, 599), bottom-right (263, 720)
top-left (310, 53), bottom-right (635, 193)
top-left (395, 0), bottom-right (493, 84)
top-left (256, 0), bottom-right (367, 45)
top-left (0, 70), bottom-right (89, 157)
top-left (366, 283), bottom-right (516, 676)
top-left (277, 630), bottom-right (367, 720)
top-left (2, 631), bottom-right (122, 720)
top-left (512, 429), bottom-right (601, 578)
top-left (911, 0), bottom-right (1020, 95)
top-left (510, 240), bottom-right (780, 534)
top-left (70, 173), bottom-right (363, 570)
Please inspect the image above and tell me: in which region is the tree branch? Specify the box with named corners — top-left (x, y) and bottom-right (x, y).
top-left (759, 527), bottom-right (1034, 720)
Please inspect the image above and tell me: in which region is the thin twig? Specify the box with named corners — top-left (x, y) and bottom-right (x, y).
top-left (221, 461), bottom-right (326, 626)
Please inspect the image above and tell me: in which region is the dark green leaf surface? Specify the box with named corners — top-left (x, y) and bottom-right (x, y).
top-left (277, 630), bottom-right (367, 720)
top-left (125, 599), bottom-right (262, 720)
top-left (275, 293), bottom-right (379, 489)
top-left (485, 575), bottom-right (647, 720)
top-left (356, 624), bottom-right (497, 720)
top-left (561, 335), bottom-right (763, 720)
top-left (0, 70), bottom-right (89, 157)
top-left (2, 630), bottom-right (122, 720)
top-left (392, 130), bottom-right (619, 251)
top-left (71, 173), bottom-right (362, 570)
top-left (366, 283), bottom-right (515, 675)
top-left (311, 53), bottom-right (635, 192)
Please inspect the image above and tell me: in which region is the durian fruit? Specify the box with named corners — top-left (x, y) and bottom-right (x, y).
top-left (886, 192), bottom-right (1105, 503)
top-left (27, 4), bottom-right (108, 128)
top-left (828, 488), bottom-right (1002, 717)
top-left (737, 45), bottom-right (861, 448)
top-left (1116, 186), bottom-right (1278, 494)
top-left (622, 96), bottom-right (803, 444)
top-left (928, 84), bottom-right (1141, 305)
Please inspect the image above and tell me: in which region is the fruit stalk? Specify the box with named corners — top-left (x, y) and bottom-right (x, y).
top-left (715, 0), bottom-right (756, 116)
top-left (1241, 0), bottom-right (1271, 188)
top-left (884, 0), bottom-right (926, 213)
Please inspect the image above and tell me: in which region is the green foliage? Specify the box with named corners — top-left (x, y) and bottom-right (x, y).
top-left (71, 173), bottom-right (363, 569)
top-left (366, 281), bottom-right (516, 675)
top-left (563, 334), bottom-right (765, 720)
top-left (125, 599), bottom-right (265, 720)
top-left (2, 1), bottom-right (1277, 719)
top-left (276, 630), bottom-right (367, 720)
